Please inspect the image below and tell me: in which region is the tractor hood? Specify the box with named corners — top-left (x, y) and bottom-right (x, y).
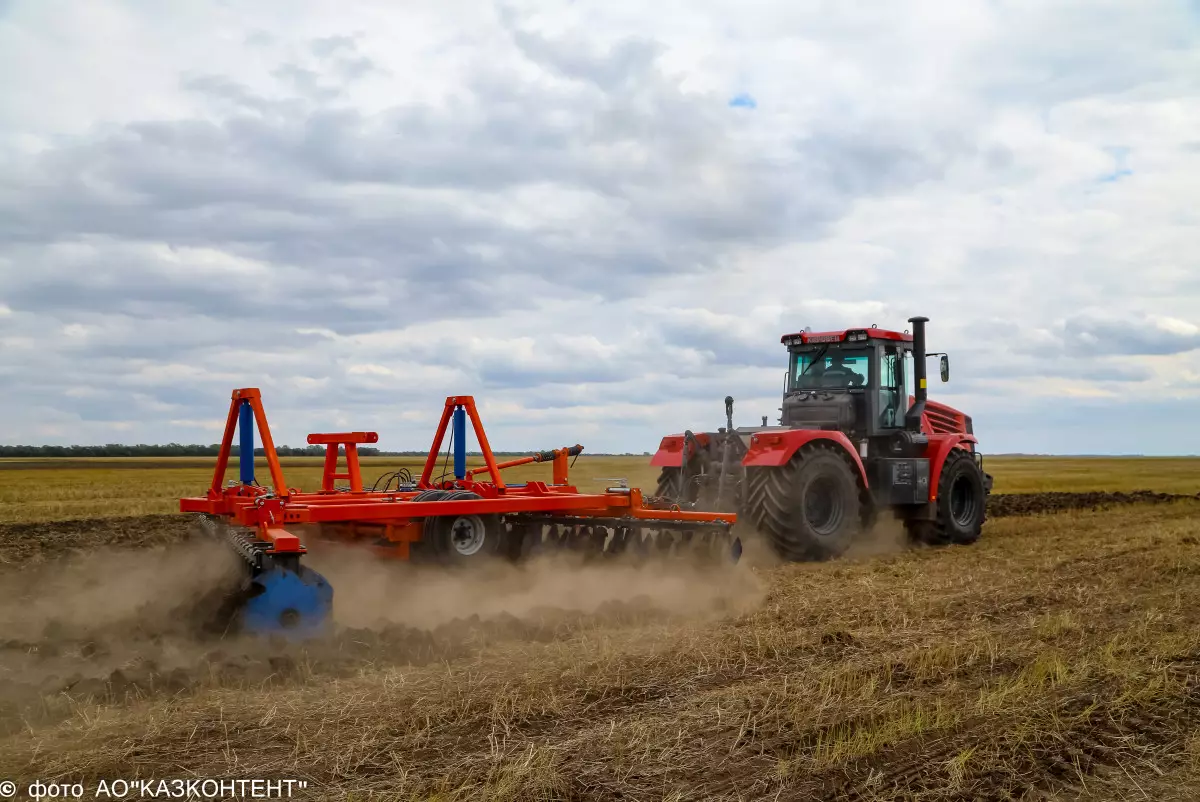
top-left (920, 398), bottom-right (975, 436)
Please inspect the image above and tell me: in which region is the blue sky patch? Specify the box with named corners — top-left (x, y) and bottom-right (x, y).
top-left (1100, 146), bottom-right (1132, 183)
top-left (728, 93), bottom-right (757, 109)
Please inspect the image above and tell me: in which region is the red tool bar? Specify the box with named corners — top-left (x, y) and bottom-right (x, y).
top-left (180, 480), bottom-right (586, 516)
top-left (236, 494), bottom-right (737, 526)
top-left (281, 495), bottom-right (624, 524)
top-left (307, 432), bottom-right (379, 445)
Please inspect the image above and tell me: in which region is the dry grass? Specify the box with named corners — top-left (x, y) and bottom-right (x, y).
top-left (3, 455), bottom-right (1200, 523)
top-left (984, 455), bottom-right (1200, 494)
top-left (3, 500), bottom-right (1200, 799)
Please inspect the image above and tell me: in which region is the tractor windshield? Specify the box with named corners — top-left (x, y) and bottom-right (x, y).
top-left (790, 346), bottom-right (872, 391)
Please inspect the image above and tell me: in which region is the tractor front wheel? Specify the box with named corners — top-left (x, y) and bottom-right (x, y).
top-left (744, 444), bottom-right (863, 561)
top-left (914, 450), bottom-right (987, 546)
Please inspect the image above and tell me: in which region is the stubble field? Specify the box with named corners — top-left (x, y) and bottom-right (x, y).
top-left (1, 455), bottom-right (1199, 800)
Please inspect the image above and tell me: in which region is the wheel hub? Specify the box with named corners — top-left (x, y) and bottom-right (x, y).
top-left (449, 515), bottom-right (487, 555)
top-left (804, 476), bottom-right (845, 537)
top-left (950, 475), bottom-right (979, 526)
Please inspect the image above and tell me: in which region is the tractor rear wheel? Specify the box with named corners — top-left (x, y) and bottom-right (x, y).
top-left (743, 443), bottom-right (863, 561)
top-left (654, 467), bottom-right (684, 501)
top-left (914, 450), bottom-right (987, 546)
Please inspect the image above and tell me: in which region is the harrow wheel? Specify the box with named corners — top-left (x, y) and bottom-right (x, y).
top-left (422, 490), bottom-right (506, 566)
top-left (743, 443), bottom-right (863, 561)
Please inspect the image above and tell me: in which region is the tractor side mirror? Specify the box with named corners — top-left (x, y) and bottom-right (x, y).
top-left (939, 354), bottom-right (950, 382)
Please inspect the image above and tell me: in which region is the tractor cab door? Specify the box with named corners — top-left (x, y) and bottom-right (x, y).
top-left (875, 343), bottom-right (911, 432)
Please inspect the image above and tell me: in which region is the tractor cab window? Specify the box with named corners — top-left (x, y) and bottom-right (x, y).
top-left (791, 346), bottom-right (871, 391)
top-left (879, 345), bottom-right (908, 428)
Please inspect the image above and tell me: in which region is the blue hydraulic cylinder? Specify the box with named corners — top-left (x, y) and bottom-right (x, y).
top-left (239, 399), bottom-right (255, 485)
top-left (453, 406), bottom-right (466, 480)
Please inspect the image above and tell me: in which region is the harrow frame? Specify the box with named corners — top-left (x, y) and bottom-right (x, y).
top-left (181, 389), bottom-right (737, 563)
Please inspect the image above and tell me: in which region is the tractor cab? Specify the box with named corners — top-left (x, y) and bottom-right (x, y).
top-left (778, 325), bottom-right (948, 443)
top-left (649, 314), bottom-right (989, 564)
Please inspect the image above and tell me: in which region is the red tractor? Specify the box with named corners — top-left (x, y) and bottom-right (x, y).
top-left (649, 316), bottom-right (993, 560)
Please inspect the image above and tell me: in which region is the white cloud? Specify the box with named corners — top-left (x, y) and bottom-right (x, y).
top-left (0, 0), bottom-right (1198, 454)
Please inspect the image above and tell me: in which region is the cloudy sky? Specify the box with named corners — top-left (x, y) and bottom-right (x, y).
top-left (1, 0), bottom-right (1198, 456)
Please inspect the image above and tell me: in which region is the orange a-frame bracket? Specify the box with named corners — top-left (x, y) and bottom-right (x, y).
top-left (419, 396), bottom-right (506, 491)
top-left (211, 388), bottom-right (288, 497)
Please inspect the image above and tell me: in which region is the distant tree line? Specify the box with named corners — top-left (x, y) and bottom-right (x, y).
top-left (0, 444), bottom-right (650, 458)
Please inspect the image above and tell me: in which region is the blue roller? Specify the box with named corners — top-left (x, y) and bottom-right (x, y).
top-left (239, 399), bottom-right (255, 485)
top-left (242, 562), bottom-right (334, 638)
top-left (453, 405), bottom-right (466, 480)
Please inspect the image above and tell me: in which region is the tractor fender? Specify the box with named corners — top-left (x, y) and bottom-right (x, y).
top-left (924, 434), bottom-right (979, 501)
top-left (741, 429), bottom-right (869, 488)
top-left (650, 432), bottom-right (712, 468)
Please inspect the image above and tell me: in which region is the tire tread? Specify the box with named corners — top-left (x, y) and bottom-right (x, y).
top-left (743, 442), bottom-right (864, 561)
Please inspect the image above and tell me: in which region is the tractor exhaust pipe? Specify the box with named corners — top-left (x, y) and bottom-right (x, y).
top-left (905, 316), bottom-right (929, 432)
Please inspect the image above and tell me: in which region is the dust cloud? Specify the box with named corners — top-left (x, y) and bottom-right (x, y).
top-left (0, 538), bottom-right (244, 643)
top-left (844, 512), bottom-right (912, 559)
top-left (304, 540), bottom-right (767, 631)
top-left (0, 528), bottom-right (767, 733)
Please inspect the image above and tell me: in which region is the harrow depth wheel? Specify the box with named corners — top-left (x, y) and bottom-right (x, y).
top-left (447, 514), bottom-right (488, 556)
top-left (422, 491), bottom-right (506, 566)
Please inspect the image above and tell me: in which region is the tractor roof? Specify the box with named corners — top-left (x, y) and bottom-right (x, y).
top-left (780, 327), bottom-right (913, 346)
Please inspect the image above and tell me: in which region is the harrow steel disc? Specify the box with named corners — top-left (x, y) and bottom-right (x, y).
top-left (507, 516), bottom-right (741, 565)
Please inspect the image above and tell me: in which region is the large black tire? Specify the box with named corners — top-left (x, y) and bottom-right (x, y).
top-left (742, 443), bottom-right (864, 561)
top-left (916, 450), bottom-right (987, 546)
top-left (419, 490), bottom-right (507, 566)
top-left (655, 467), bottom-right (683, 500)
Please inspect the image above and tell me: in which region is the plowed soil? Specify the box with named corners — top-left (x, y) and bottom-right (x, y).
top-left (987, 489), bottom-right (1198, 517)
top-left (0, 514), bottom-right (192, 566)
